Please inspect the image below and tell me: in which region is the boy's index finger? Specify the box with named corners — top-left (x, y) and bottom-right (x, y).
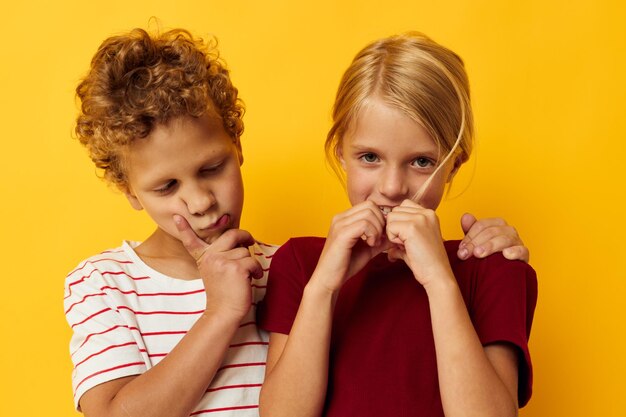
top-left (173, 214), bottom-right (208, 260)
top-left (211, 228), bottom-right (256, 252)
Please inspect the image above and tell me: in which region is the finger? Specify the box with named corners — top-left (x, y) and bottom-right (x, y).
top-left (244, 257), bottom-right (264, 280)
top-left (471, 234), bottom-right (521, 259)
top-left (503, 245), bottom-right (530, 263)
top-left (461, 217), bottom-right (507, 244)
top-left (211, 228), bottom-right (256, 251)
top-left (174, 214), bottom-right (208, 260)
top-left (460, 212), bottom-right (477, 235)
top-left (386, 245), bottom-right (406, 263)
top-left (344, 217), bottom-right (384, 247)
top-left (469, 225), bottom-right (522, 249)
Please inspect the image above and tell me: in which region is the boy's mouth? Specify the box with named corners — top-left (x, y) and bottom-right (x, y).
top-left (199, 214), bottom-right (230, 232)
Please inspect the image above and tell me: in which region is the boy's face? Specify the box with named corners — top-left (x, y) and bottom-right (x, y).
top-left (123, 113), bottom-right (244, 245)
top-left (340, 98), bottom-right (457, 212)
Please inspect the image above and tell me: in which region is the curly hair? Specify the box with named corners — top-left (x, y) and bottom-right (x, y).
top-left (75, 28), bottom-right (244, 189)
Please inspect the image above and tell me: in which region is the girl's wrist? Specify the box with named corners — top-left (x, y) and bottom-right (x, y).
top-left (421, 268), bottom-right (458, 298)
top-left (305, 275), bottom-right (341, 303)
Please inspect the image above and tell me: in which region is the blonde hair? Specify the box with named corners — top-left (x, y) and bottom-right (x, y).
top-left (75, 28), bottom-right (244, 190)
top-left (325, 32), bottom-right (474, 199)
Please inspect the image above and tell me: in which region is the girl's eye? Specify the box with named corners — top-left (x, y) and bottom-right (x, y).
top-left (360, 153), bottom-right (379, 163)
top-left (155, 180), bottom-right (177, 194)
top-left (412, 157), bottom-right (434, 168)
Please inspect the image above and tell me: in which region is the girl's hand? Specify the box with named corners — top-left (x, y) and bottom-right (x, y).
top-left (385, 200), bottom-right (453, 287)
top-left (174, 215), bottom-right (263, 319)
top-left (457, 213), bottom-right (530, 262)
top-left (315, 200), bottom-right (390, 292)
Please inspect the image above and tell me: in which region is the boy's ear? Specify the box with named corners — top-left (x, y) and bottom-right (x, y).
top-left (123, 186), bottom-right (144, 211)
top-left (235, 140), bottom-right (244, 166)
top-left (446, 157), bottom-right (463, 183)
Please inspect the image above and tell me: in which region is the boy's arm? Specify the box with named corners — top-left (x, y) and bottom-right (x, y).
top-left (80, 308), bottom-right (244, 417)
top-left (79, 219), bottom-right (262, 417)
top-left (457, 213), bottom-right (529, 262)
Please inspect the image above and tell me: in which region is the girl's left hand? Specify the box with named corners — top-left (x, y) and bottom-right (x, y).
top-left (385, 199), bottom-right (453, 287)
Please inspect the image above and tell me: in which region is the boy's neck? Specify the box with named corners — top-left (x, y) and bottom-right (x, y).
top-left (134, 228), bottom-right (200, 280)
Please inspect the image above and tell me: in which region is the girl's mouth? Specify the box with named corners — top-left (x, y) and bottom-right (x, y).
top-left (379, 206), bottom-right (393, 216)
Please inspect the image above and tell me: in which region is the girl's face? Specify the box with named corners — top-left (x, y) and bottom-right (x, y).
top-left (340, 98), bottom-right (457, 212)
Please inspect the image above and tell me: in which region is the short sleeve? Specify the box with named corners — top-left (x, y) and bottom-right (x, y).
top-left (469, 255), bottom-right (538, 407)
top-left (256, 239), bottom-right (312, 334)
top-left (64, 263), bottom-right (146, 409)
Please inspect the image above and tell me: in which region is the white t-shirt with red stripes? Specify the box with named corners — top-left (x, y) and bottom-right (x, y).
top-left (64, 241), bottom-right (276, 416)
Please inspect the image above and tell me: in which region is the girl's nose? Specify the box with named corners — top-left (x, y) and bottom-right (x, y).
top-left (378, 167), bottom-right (409, 201)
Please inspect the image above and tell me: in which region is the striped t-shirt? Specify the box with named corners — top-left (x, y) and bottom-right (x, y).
top-left (64, 240), bottom-right (277, 416)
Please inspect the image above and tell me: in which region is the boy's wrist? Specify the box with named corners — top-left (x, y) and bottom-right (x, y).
top-left (202, 305), bottom-right (248, 326)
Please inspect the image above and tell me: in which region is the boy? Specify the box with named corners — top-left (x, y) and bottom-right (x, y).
top-left (65, 27), bottom-right (529, 417)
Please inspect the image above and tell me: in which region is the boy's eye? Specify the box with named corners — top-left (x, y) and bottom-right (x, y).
top-left (359, 153), bottom-right (379, 163)
top-left (154, 180), bottom-right (177, 194)
top-left (412, 157), bottom-right (435, 168)
top-left (201, 162), bottom-right (224, 175)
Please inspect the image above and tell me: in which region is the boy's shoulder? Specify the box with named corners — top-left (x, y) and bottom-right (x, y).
top-left (64, 241), bottom-right (146, 285)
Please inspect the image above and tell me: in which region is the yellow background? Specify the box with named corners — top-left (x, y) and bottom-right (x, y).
top-left (1, 1), bottom-right (624, 416)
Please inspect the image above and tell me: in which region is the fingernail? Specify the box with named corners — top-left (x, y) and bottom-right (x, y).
top-left (475, 246), bottom-right (485, 257)
top-left (458, 248), bottom-right (468, 259)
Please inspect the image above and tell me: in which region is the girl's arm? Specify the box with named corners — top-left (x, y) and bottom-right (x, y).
top-left (387, 200), bottom-right (519, 417)
top-left (259, 201), bottom-right (388, 417)
top-left (425, 278), bottom-right (519, 417)
top-left (78, 220), bottom-right (263, 417)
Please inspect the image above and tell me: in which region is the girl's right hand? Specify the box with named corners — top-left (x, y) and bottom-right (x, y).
top-left (174, 215), bottom-right (263, 320)
top-left (314, 200), bottom-right (389, 292)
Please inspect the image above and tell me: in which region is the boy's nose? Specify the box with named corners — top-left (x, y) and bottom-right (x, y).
top-left (378, 168), bottom-right (409, 201)
top-left (185, 186), bottom-right (216, 216)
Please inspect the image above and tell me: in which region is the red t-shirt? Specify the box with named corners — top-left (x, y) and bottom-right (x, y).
top-left (257, 237), bottom-right (538, 416)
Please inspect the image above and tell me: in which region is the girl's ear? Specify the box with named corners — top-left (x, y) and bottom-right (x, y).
top-left (446, 157), bottom-right (463, 183)
top-left (337, 147), bottom-right (346, 170)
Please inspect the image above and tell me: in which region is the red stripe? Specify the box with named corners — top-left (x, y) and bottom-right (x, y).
top-left (65, 292), bottom-right (106, 314)
top-left (190, 405), bottom-right (258, 415)
top-left (74, 362), bottom-right (144, 396)
top-left (74, 342), bottom-right (138, 368)
top-left (64, 269), bottom-right (99, 299)
top-left (100, 286), bottom-right (205, 297)
top-left (206, 383), bottom-right (262, 393)
top-left (262, 267), bottom-right (270, 272)
top-left (238, 321), bottom-right (256, 328)
top-left (229, 341), bottom-right (268, 348)
top-left (141, 330), bottom-right (187, 337)
top-left (73, 325), bottom-right (131, 353)
top-left (66, 257), bottom-right (132, 276)
top-left (250, 284), bottom-right (267, 289)
top-left (117, 306), bottom-right (204, 315)
top-left (101, 249), bottom-right (124, 254)
top-left (253, 252), bottom-right (274, 259)
top-left (65, 270), bottom-right (150, 300)
top-left (217, 362), bottom-right (265, 371)
top-left (70, 308), bottom-right (111, 329)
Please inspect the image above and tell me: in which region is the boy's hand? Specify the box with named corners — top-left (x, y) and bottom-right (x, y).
top-left (174, 215), bottom-right (263, 319)
top-left (457, 213), bottom-right (529, 262)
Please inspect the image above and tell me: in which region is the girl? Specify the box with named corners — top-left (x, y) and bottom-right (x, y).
top-left (257, 32), bottom-right (537, 417)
